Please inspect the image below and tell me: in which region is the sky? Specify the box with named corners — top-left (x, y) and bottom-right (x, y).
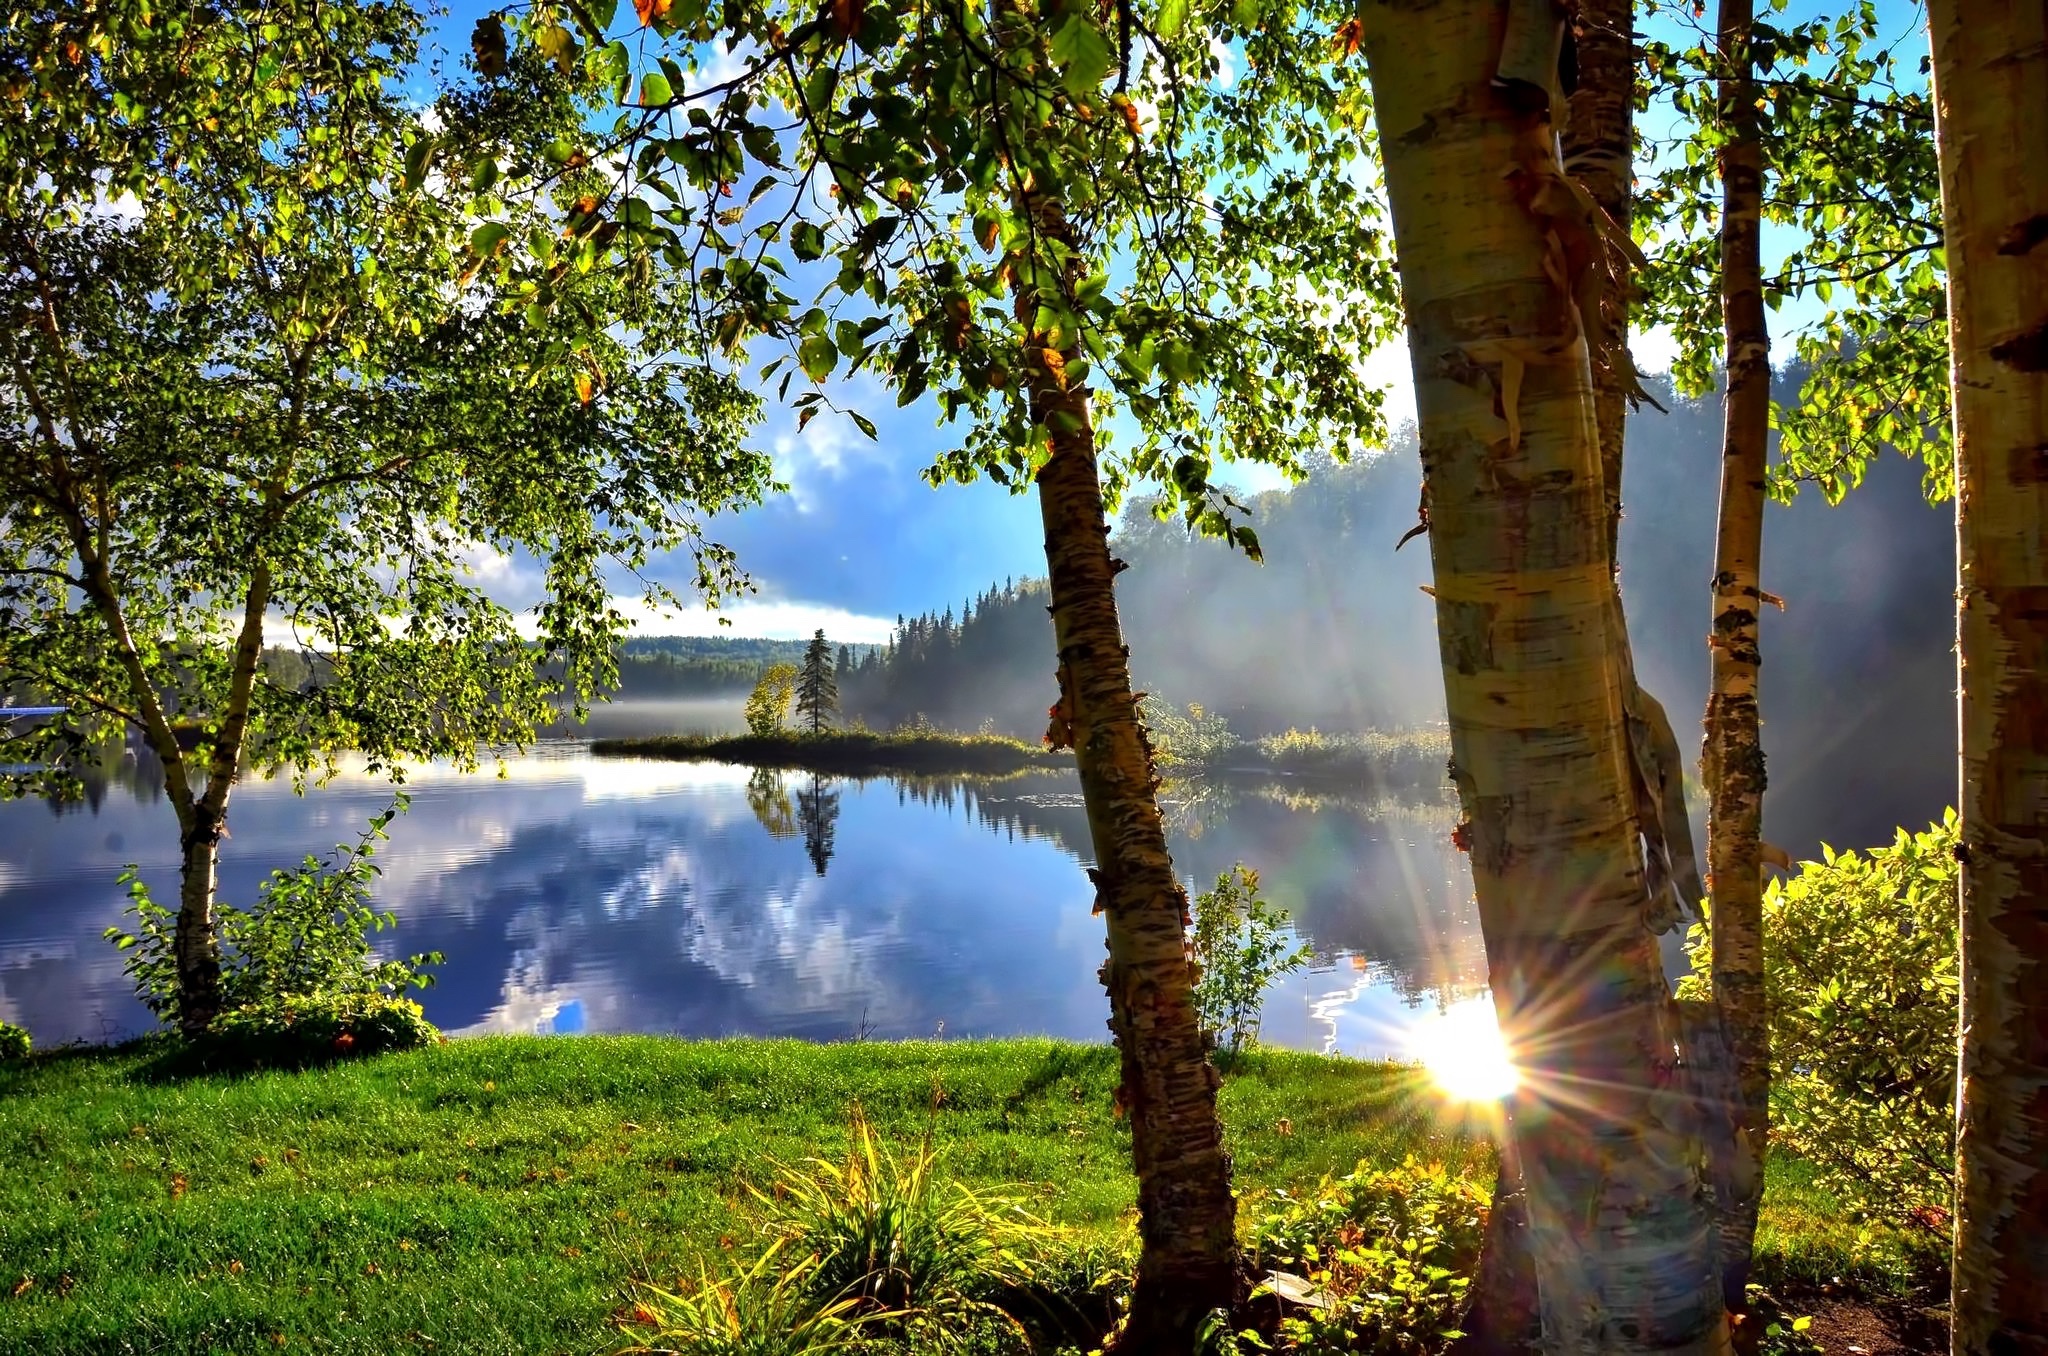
top-left (412, 0), bottom-right (1927, 644)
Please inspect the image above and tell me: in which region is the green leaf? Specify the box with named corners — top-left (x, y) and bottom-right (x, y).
top-left (639, 71), bottom-right (674, 106)
top-left (468, 222), bottom-right (512, 257)
top-left (1048, 14), bottom-right (1114, 97)
top-left (1158, 0), bottom-right (1190, 39)
top-left (850, 411), bottom-right (878, 439)
top-left (798, 334), bottom-right (838, 382)
top-left (791, 222), bottom-right (827, 262)
top-left (402, 136), bottom-right (436, 191)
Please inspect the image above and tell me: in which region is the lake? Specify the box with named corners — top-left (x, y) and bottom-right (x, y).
top-left (0, 721), bottom-right (1490, 1062)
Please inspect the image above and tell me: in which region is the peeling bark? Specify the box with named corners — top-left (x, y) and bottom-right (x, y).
top-left (1927, 0), bottom-right (2048, 1349)
top-left (1019, 198), bottom-right (1237, 1352)
top-left (1701, 0), bottom-right (1771, 1310)
top-left (1361, 0), bottom-right (1727, 1348)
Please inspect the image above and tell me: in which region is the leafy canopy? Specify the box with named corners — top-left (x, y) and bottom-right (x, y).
top-left (485, 0), bottom-right (1399, 548)
top-left (0, 0), bottom-right (773, 804)
top-left (1638, 0), bottom-right (1944, 503)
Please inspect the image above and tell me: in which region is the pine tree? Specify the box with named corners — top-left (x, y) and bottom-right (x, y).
top-left (795, 629), bottom-right (839, 735)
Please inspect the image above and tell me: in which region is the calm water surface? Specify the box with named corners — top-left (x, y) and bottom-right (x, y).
top-left (0, 731), bottom-right (1487, 1058)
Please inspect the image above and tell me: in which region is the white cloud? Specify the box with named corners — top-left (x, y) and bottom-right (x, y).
top-left (764, 374), bottom-right (899, 512)
top-left (607, 593), bottom-right (896, 643)
top-left (1209, 37), bottom-right (1237, 89)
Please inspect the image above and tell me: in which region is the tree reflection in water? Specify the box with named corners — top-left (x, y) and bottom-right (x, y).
top-left (796, 774), bottom-right (840, 875)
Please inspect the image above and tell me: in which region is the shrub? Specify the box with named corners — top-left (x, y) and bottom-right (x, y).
top-left (1233, 1159), bottom-right (1489, 1354)
top-left (207, 991), bottom-right (440, 1065)
top-left (1679, 813), bottom-right (1958, 1229)
top-left (0, 1020), bottom-right (28, 1062)
top-left (104, 800), bottom-right (441, 1050)
top-left (1191, 865), bottom-right (1311, 1053)
top-left (1140, 697), bottom-right (1240, 769)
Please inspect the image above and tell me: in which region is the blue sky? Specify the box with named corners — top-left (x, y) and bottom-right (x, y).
top-left (415, 0), bottom-right (1929, 644)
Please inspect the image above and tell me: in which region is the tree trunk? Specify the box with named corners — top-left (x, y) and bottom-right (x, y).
top-left (1700, 0), bottom-right (1771, 1310)
top-left (1360, 0), bottom-right (1727, 1348)
top-left (1563, 0), bottom-right (1637, 565)
top-left (1927, 1), bottom-right (2048, 1349)
top-left (1020, 204), bottom-right (1238, 1350)
top-left (175, 810), bottom-right (226, 1035)
top-left (1462, 1), bottom-right (1648, 1340)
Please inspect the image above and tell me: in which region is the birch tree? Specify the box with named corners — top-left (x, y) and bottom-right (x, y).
top-left (1353, 0), bottom-right (1728, 1346)
top-left (1925, 0), bottom-right (2048, 1346)
top-left (1699, 0), bottom-right (1771, 1303)
top-left (0, 1), bottom-right (769, 1033)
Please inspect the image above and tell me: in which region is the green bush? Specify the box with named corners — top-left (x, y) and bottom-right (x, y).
top-left (207, 991), bottom-right (440, 1065)
top-left (1233, 1158), bottom-right (1489, 1354)
top-left (104, 800), bottom-right (441, 1050)
top-left (1680, 813), bottom-right (1959, 1229)
top-left (0, 1020), bottom-right (28, 1062)
top-left (1191, 866), bottom-right (1312, 1053)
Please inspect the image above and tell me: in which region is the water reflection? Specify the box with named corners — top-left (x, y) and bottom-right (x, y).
top-left (0, 745), bottom-right (1486, 1058)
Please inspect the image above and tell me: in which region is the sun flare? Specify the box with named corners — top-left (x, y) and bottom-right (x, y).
top-left (1410, 998), bottom-right (1519, 1102)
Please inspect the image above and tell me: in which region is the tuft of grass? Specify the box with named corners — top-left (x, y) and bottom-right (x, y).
top-left (759, 1107), bottom-right (1049, 1327)
top-left (619, 1241), bottom-right (878, 1356)
top-left (590, 730), bottom-right (1074, 777)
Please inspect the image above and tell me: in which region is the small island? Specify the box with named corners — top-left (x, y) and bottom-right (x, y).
top-left (590, 728), bottom-right (1076, 777)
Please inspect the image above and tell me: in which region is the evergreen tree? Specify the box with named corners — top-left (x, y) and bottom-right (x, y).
top-left (794, 630), bottom-right (839, 735)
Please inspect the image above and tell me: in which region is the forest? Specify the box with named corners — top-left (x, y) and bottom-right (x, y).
top-left (0, 0), bottom-right (2040, 1354)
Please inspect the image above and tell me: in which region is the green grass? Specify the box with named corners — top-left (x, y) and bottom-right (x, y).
top-left (590, 730), bottom-right (1074, 777)
top-left (0, 1038), bottom-right (1477, 1355)
top-left (0, 1037), bottom-right (1942, 1354)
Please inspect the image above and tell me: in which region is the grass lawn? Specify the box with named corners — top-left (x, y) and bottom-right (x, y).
top-left (0, 1037), bottom-right (1939, 1354)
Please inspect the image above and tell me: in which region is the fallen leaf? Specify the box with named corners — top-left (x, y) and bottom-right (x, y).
top-left (228, 1260), bottom-right (244, 1275)
top-left (11, 1276), bottom-right (31, 1298)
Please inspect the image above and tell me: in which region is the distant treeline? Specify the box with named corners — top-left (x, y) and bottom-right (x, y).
top-left (838, 580), bottom-right (1055, 734)
top-left (588, 636), bottom-right (877, 697)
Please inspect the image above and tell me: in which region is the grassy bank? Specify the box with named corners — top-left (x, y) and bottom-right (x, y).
top-left (0, 1038), bottom-right (1938, 1354)
top-left (591, 729), bottom-right (1074, 776)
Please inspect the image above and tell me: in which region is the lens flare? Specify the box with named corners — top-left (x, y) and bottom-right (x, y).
top-left (1410, 997), bottom-right (1518, 1102)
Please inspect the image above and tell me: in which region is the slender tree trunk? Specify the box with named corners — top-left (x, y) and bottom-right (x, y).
top-left (1019, 200), bottom-right (1237, 1351)
top-left (1700, 0), bottom-right (1771, 1309)
top-left (1361, 0), bottom-right (1727, 1348)
top-left (1926, 2), bottom-right (2048, 1349)
top-left (1564, 0), bottom-right (1636, 565)
top-left (169, 562), bottom-right (271, 1035)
